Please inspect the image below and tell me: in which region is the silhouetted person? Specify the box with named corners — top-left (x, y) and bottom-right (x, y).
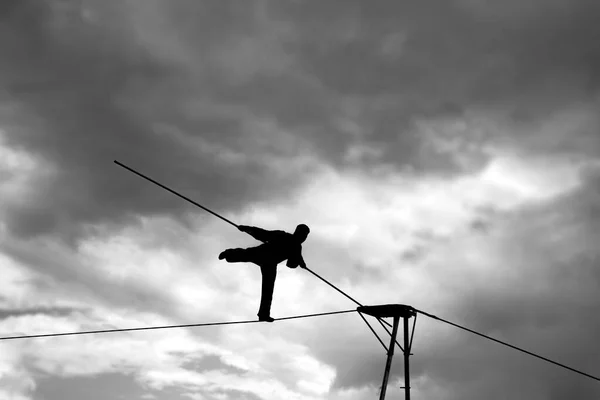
top-left (219, 224), bottom-right (310, 322)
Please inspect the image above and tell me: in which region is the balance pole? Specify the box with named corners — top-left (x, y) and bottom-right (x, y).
top-left (113, 160), bottom-right (239, 229)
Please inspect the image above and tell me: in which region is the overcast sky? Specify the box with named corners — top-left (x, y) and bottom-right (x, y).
top-left (1, 0), bottom-right (600, 399)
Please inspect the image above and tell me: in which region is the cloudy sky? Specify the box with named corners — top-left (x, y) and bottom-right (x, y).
top-left (1, 0), bottom-right (600, 399)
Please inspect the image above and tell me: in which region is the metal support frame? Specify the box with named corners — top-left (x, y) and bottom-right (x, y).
top-left (357, 304), bottom-right (416, 400)
top-left (380, 315), bottom-right (399, 400)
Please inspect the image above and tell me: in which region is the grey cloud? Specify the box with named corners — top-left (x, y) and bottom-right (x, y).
top-left (0, 306), bottom-right (84, 320)
top-left (268, 0), bottom-right (600, 166)
top-left (283, 0), bottom-right (600, 109)
top-left (36, 370), bottom-right (236, 400)
top-left (320, 344), bottom-right (385, 391)
top-left (35, 373), bottom-right (162, 400)
top-left (203, 389), bottom-right (263, 400)
top-left (182, 354), bottom-right (247, 376)
top-left (0, 238), bottom-right (181, 318)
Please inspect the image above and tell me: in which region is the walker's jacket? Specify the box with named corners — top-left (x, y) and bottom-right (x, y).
top-left (242, 226), bottom-right (306, 269)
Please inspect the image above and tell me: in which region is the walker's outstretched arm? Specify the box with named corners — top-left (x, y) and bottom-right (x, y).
top-left (238, 225), bottom-right (274, 243)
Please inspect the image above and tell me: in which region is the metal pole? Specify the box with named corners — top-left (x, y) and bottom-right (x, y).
top-left (404, 316), bottom-right (411, 400)
top-left (379, 316), bottom-right (400, 400)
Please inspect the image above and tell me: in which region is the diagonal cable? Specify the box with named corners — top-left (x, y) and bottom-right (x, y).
top-left (358, 311), bottom-right (388, 353)
top-left (415, 308), bottom-right (600, 383)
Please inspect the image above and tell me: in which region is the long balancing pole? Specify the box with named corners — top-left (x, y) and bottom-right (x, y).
top-left (113, 160), bottom-right (239, 229)
top-left (379, 316), bottom-right (400, 400)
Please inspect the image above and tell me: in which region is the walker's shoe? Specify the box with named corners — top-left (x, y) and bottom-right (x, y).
top-left (258, 315), bottom-right (275, 323)
top-left (218, 250), bottom-right (228, 260)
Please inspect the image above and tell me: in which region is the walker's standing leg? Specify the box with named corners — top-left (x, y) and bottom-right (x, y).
top-left (379, 316), bottom-right (400, 400)
top-left (258, 265), bottom-right (277, 320)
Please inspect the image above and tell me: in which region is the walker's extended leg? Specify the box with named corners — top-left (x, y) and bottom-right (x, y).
top-left (219, 248), bottom-right (250, 263)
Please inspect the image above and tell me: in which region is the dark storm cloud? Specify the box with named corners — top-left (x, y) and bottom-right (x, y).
top-left (0, 0), bottom-right (315, 242)
top-left (268, 0), bottom-right (600, 165)
top-left (2, 0), bottom-right (599, 243)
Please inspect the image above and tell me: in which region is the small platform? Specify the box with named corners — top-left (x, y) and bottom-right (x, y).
top-left (357, 304), bottom-right (416, 319)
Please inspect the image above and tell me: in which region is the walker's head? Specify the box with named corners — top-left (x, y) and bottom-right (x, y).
top-left (293, 224), bottom-right (310, 243)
